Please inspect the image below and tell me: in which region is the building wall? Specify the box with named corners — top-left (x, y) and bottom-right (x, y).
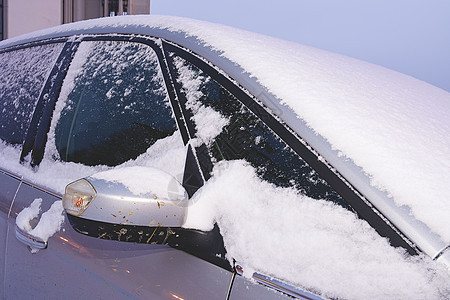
top-left (84, 0), bottom-right (103, 20)
top-left (1, 0), bottom-right (4, 40)
top-left (130, 0), bottom-right (150, 15)
top-left (7, 0), bottom-right (62, 38)
top-left (2, 0), bottom-right (150, 40)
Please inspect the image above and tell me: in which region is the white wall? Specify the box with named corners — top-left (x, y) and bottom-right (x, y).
top-left (7, 0), bottom-right (62, 38)
top-left (130, 0), bottom-right (150, 15)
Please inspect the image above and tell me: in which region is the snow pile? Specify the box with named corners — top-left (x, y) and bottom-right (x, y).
top-left (92, 166), bottom-right (186, 201)
top-left (29, 200), bottom-right (65, 242)
top-left (16, 198), bottom-right (43, 232)
top-left (184, 160), bottom-right (450, 299)
top-left (0, 131), bottom-right (185, 194)
top-left (16, 198), bottom-right (65, 243)
top-left (120, 132), bottom-right (186, 183)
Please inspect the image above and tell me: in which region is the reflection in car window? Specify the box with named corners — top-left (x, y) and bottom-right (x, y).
top-left (0, 43), bottom-right (64, 144)
top-left (173, 55), bottom-right (349, 209)
top-left (54, 41), bottom-right (176, 166)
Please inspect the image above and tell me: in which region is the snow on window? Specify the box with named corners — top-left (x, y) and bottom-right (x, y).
top-left (0, 43), bottom-right (63, 144)
top-left (0, 39), bottom-right (185, 195)
top-left (46, 40), bottom-right (175, 167)
top-left (184, 160), bottom-right (450, 299)
top-left (0, 131), bottom-right (185, 194)
top-left (173, 56), bottom-right (229, 146)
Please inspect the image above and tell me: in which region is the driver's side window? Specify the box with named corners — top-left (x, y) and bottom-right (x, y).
top-left (50, 40), bottom-right (177, 167)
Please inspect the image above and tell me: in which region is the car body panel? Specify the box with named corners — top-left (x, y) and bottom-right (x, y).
top-left (3, 174), bottom-right (233, 299)
top-left (230, 276), bottom-right (293, 300)
top-left (0, 170), bottom-right (19, 298)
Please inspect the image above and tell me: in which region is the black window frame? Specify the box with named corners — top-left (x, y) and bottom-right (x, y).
top-left (163, 40), bottom-right (419, 256)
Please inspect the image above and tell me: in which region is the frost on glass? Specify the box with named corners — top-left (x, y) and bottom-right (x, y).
top-left (0, 43), bottom-right (63, 144)
top-left (173, 55), bottom-right (229, 146)
top-left (51, 41), bottom-right (176, 166)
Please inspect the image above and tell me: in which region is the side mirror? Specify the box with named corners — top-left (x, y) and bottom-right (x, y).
top-left (62, 166), bottom-right (188, 244)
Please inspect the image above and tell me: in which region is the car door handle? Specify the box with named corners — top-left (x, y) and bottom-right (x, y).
top-left (15, 225), bottom-right (48, 250)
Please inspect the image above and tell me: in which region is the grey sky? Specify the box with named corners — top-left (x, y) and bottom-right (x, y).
top-left (152, 0), bottom-right (450, 92)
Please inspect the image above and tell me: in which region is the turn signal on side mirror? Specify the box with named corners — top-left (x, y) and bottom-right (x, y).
top-left (63, 179), bottom-right (97, 216)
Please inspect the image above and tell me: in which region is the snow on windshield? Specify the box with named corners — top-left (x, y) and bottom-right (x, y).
top-left (184, 160), bottom-right (450, 299)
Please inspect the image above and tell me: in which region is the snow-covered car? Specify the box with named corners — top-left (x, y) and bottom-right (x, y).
top-left (0, 16), bottom-right (449, 299)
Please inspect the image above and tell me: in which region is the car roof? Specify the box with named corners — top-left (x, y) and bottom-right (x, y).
top-left (1, 15), bottom-right (449, 261)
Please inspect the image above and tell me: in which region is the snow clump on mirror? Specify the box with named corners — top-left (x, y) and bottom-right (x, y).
top-left (184, 160), bottom-right (450, 300)
top-left (91, 166), bottom-right (186, 201)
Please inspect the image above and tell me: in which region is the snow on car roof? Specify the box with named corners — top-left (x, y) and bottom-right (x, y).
top-left (1, 15), bottom-right (449, 245)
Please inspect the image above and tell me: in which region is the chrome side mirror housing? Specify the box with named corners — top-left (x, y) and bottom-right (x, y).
top-left (63, 166), bottom-right (188, 243)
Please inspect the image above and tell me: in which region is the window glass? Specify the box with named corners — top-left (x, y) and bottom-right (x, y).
top-left (173, 55), bottom-right (348, 208)
top-left (0, 43), bottom-right (64, 144)
top-left (54, 40), bottom-right (176, 166)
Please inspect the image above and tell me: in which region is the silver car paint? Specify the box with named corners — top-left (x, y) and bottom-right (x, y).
top-left (66, 174), bottom-right (188, 227)
top-left (0, 170), bottom-right (19, 297)
top-left (1, 170), bottom-right (234, 299)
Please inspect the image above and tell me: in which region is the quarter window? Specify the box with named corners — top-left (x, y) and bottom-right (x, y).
top-left (53, 40), bottom-right (176, 166)
top-left (0, 43), bottom-right (64, 144)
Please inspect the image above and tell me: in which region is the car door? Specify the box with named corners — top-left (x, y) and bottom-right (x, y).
top-left (3, 36), bottom-right (232, 299)
top-left (0, 168), bottom-right (15, 295)
top-left (0, 40), bottom-right (66, 298)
